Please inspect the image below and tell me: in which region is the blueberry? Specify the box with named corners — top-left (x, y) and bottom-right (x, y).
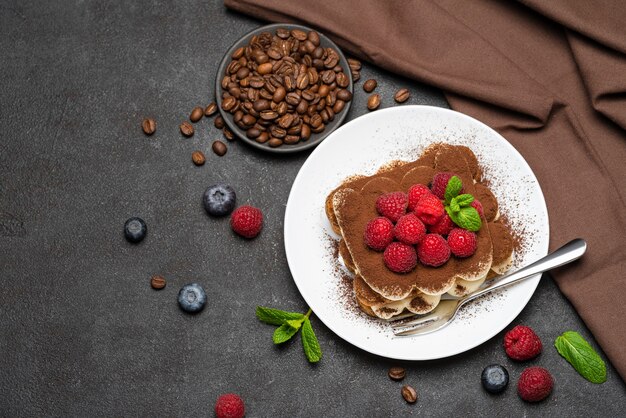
top-left (124, 217), bottom-right (147, 243)
top-left (178, 283), bottom-right (207, 313)
top-left (481, 364), bottom-right (509, 394)
top-left (203, 184), bottom-right (236, 216)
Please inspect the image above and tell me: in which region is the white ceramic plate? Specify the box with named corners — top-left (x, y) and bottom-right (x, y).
top-left (284, 106), bottom-right (549, 360)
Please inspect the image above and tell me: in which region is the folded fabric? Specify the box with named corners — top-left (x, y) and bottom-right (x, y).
top-left (224, 0), bottom-right (626, 380)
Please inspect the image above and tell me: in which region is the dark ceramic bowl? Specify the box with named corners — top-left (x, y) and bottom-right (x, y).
top-left (215, 23), bottom-right (353, 154)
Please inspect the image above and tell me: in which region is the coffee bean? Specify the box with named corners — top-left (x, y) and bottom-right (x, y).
top-left (278, 113), bottom-right (294, 129)
top-left (223, 127), bottom-right (235, 141)
top-left (190, 107), bottom-right (204, 122)
top-left (363, 79), bottom-right (377, 93)
top-left (214, 116), bottom-right (225, 129)
top-left (180, 121), bottom-right (194, 137)
top-left (246, 127), bottom-right (261, 139)
top-left (241, 114), bottom-right (256, 128)
top-left (296, 73), bottom-right (310, 90)
top-left (291, 29), bottom-right (307, 41)
top-left (260, 110), bottom-right (279, 120)
top-left (256, 132), bottom-right (270, 143)
top-left (401, 385), bottom-right (417, 404)
top-left (257, 63), bottom-right (273, 75)
top-left (273, 86), bottom-right (286, 103)
top-left (268, 137), bottom-right (283, 147)
top-left (212, 140), bottom-right (227, 156)
top-left (222, 96), bottom-right (237, 112)
top-left (150, 275), bottom-right (166, 290)
top-left (308, 31), bottom-right (320, 46)
top-left (192, 150), bottom-right (205, 166)
top-left (204, 103), bottom-right (218, 117)
top-left (351, 70), bottom-right (361, 82)
top-left (236, 67), bottom-right (250, 80)
top-left (388, 367), bottom-right (406, 381)
top-left (301, 124), bottom-right (311, 140)
top-left (394, 88), bottom-right (410, 103)
top-left (367, 94), bottom-right (381, 110)
top-left (276, 28), bottom-right (290, 39)
top-left (231, 46), bottom-right (245, 60)
top-left (142, 118), bottom-right (156, 135)
top-left (337, 89), bottom-right (353, 102)
top-left (348, 58), bottom-right (362, 71)
top-left (336, 72), bottom-right (349, 88)
top-left (284, 134), bottom-right (300, 145)
top-left (333, 99), bottom-right (345, 113)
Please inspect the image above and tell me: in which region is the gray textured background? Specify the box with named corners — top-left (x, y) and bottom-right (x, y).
top-left (0, 1), bottom-right (624, 416)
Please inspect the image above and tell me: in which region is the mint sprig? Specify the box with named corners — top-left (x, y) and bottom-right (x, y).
top-left (256, 306), bottom-right (322, 363)
top-left (443, 176), bottom-right (481, 231)
top-left (555, 331), bottom-right (606, 383)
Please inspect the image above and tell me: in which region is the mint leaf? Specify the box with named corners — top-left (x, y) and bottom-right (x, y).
top-left (454, 193), bottom-right (474, 207)
top-left (286, 318), bottom-right (305, 329)
top-left (453, 207), bottom-right (481, 231)
top-left (449, 199), bottom-right (460, 213)
top-left (301, 318), bottom-right (322, 363)
top-left (256, 306), bottom-right (305, 326)
top-left (444, 176), bottom-right (462, 205)
top-left (555, 331), bottom-right (606, 383)
top-left (273, 323), bottom-right (299, 344)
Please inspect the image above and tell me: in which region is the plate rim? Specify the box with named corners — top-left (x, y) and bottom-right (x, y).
top-left (284, 105), bottom-right (550, 360)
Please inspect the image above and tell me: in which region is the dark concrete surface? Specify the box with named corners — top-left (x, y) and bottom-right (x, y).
top-left (0, 1), bottom-right (624, 416)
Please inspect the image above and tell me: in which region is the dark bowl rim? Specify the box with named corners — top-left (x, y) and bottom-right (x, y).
top-left (215, 23), bottom-right (353, 154)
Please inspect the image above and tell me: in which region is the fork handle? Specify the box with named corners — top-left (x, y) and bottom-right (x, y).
top-left (462, 238), bottom-right (587, 305)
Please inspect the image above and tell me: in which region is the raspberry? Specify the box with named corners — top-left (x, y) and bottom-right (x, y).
top-left (471, 200), bottom-right (484, 218)
top-left (215, 393), bottom-right (245, 418)
top-left (375, 192), bottom-right (408, 223)
top-left (393, 214), bottom-right (426, 245)
top-left (364, 217), bottom-right (394, 251)
top-left (407, 184), bottom-right (432, 212)
top-left (431, 172), bottom-right (461, 199)
top-left (504, 325), bottom-right (543, 361)
top-left (230, 205), bottom-right (263, 238)
top-left (429, 214), bottom-right (455, 236)
top-left (414, 194), bottom-right (444, 225)
top-left (417, 234), bottom-right (450, 267)
top-left (517, 367), bottom-right (553, 402)
top-left (383, 242), bottom-right (417, 273)
top-left (447, 228), bottom-right (478, 257)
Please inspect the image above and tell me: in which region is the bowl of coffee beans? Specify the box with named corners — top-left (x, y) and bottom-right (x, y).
top-left (216, 24), bottom-right (353, 153)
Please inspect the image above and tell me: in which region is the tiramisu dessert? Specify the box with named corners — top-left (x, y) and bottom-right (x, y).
top-left (325, 144), bottom-right (514, 319)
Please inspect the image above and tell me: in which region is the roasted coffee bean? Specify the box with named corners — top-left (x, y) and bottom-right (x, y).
top-left (190, 107), bottom-right (204, 122)
top-left (268, 137), bottom-right (283, 147)
top-left (367, 94), bottom-right (381, 110)
top-left (239, 77), bottom-right (250, 88)
top-left (311, 123), bottom-right (325, 133)
top-left (233, 110), bottom-right (244, 124)
top-left (257, 63), bottom-right (273, 75)
top-left (310, 114), bottom-right (323, 128)
top-left (285, 92), bottom-right (301, 106)
top-left (256, 132), bottom-right (270, 143)
top-left (351, 70), bottom-right (361, 82)
top-left (247, 88), bottom-right (259, 102)
top-left (320, 108), bottom-right (330, 123)
top-left (333, 99), bottom-right (346, 114)
top-left (347, 58), bottom-right (362, 71)
top-left (236, 67), bottom-right (250, 80)
top-left (260, 110), bottom-right (279, 120)
top-left (267, 47), bottom-right (282, 60)
top-left (318, 84), bottom-right (330, 98)
top-left (300, 124), bottom-right (311, 140)
top-left (394, 88), bottom-right (410, 103)
top-left (324, 54), bottom-right (339, 69)
top-left (363, 79), bottom-right (377, 93)
top-left (221, 76), bottom-right (230, 90)
top-left (273, 86), bottom-right (286, 103)
top-left (246, 128), bottom-right (261, 139)
top-left (325, 106), bottom-right (335, 121)
top-left (276, 28), bottom-right (291, 39)
top-left (222, 96), bottom-right (237, 112)
top-left (241, 114), bottom-right (257, 128)
top-left (180, 121), bottom-right (194, 137)
top-left (316, 100), bottom-right (326, 111)
top-left (284, 135), bottom-right (300, 145)
top-left (296, 100), bottom-right (308, 114)
top-left (291, 29), bottom-right (307, 41)
top-left (308, 30), bottom-right (320, 46)
top-left (151, 275), bottom-right (166, 290)
top-left (270, 126), bottom-right (286, 138)
top-left (401, 385), bottom-right (417, 404)
top-left (276, 101), bottom-right (288, 116)
top-left (296, 73), bottom-right (310, 90)
top-left (192, 150), bottom-right (205, 166)
top-left (212, 140), bottom-right (227, 156)
top-left (336, 72), bottom-right (349, 88)
top-left (205, 102), bottom-right (218, 117)
top-left (388, 367), bottom-right (406, 381)
top-left (253, 99), bottom-right (270, 112)
top-left (278, 113), bottom-right (294, 129)
top-left (227, 61), bottom-right (241, 75)
top-left (337, 89), bottom-right (352, 102)
top-left (142, 118), bottom-right (156, 135)
top-left (259, 88), bottom-right (273, 100)
top-left (231, 46), bottom-right (245, 60)
top-left (214, 116), bottom-right (225, 129)
top-left (250, 77), bottom-right (265, 88)
top-left (287, 123), bottom-right (302, 135)
top-left (223, 127), bottom-right (235, 141)
top-left (254, 52), bottom-right (269, 65)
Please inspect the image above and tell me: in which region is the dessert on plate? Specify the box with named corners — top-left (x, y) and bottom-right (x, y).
top-left (325, 144), bottom-right (514, 319)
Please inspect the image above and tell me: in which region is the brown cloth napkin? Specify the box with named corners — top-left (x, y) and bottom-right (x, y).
top-left (225, 0), bottom-right (626, 379)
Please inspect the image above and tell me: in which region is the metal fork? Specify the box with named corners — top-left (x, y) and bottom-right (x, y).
top-left (390, 238), bottom-right (587, 336)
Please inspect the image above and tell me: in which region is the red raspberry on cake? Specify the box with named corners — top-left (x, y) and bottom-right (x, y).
top-left (414, 194), bottom-right (444, 225)
top-left (215, 393), bottom-right (245, 418)
top-left (383, 242), bottom-right (417, 273)
top-left (394, 213), bottom-right (426, 245)
top-left (471, 200), bottom-right (484, 218)
top-left (230, 205), bottom-right (263, 239)
top-left (447, 228), bottom-right (478, 257)
top-left (429, 214), bottom-right (455, 236)
top-left (376, 192), bottom-right (408, 223)
top-left (431, 172), bottom-right (462, 199)
top-left (407, 184), bottom-right (432, 212)
top-left (504, 325), bottom-right (543, 361)
top-left (518, 367), bottom-right (553, 402)
top-left (364, 217), bottom-right (394, 251)
top-left (417, 234), bottom-right (450, 267)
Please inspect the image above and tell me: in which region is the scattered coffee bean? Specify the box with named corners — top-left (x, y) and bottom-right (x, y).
top-left (367, 94), bottom-right (381, 110)
top-left (351, 70), bottom-right (361, 82)
top-left (124, 217), bottom-right (147, 243)
top-left (180, 122), bottom-right (194, 137)
top-left (347, 58), bottom-right (362, 71)
top-left (223, 127), bottom-right (235, 141)
top-left (388, 367), bottom-right (406, 381)
top-left (401, 385), bottom-right (417, 404)
top-left (394, 88), bottom-right (410, 103)
top-left (205, 102), bottom-right (218, 117)
top-left (150, 275), bottom-right (166, 290)
top-left (214, 115), bottom-right (225, 129)
top-left (192, 150), bottom-right (206, 166)
top-left (363, 79), bottom-right (377, 93)
top-left (212, 140), bottom-right (227, 156)
top-left (141, 118), bottom-right (156, 135)
top-left (190, 106), bottom-right (204, 122)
